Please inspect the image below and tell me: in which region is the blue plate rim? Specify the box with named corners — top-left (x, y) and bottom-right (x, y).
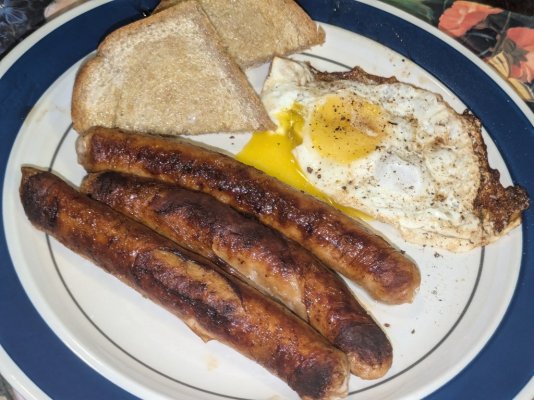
top-left (0, 0), bottom-right (532, 399)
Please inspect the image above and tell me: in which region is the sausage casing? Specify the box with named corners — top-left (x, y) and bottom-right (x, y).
top-left (76, 127), bottom-right (420, 304)
top-left (20, 167), bottom-right (349, 400)
top-left (81, 171), bottom-right (393, 379)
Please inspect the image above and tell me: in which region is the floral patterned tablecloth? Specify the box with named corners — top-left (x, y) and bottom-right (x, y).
top-left (0, 0), bottom-right (533, 399)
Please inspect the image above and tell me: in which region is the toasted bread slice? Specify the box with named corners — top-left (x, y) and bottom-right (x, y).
top-left (156, 0), bottom-right (325, 68)
top-left (72, 1), bottom-right (274, 135)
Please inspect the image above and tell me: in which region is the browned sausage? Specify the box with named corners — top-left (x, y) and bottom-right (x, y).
top-left (20, 167), bottom-right (349, 400)
top-left (81, 171), bottom-right (393, 379)
top-left (76, 127), bottom-right (420, 304)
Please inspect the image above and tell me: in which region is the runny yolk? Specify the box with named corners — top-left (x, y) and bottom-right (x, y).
top-left (236, 100), bottom-right (371, 220)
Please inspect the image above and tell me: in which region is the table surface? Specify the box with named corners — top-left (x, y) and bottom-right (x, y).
top-left (0, 0), bottom-right (533, 399)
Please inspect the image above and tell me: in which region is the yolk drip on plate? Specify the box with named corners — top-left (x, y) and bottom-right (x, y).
top-left (236, 98), bottom-right (375, 220)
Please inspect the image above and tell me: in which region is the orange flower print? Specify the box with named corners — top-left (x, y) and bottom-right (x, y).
top-left (438, 1), bottom-right (501, 38)
top-left (506, 27), bottom-right (534, 83)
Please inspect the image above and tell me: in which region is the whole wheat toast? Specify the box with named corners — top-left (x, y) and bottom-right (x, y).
top-left (156, 0), bottom-right (325, 68)
top-left (71, 1), bottom-right (274, 135)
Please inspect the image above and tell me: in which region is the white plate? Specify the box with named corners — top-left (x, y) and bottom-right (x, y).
top-left (1, 1), bottom-right (532, 399)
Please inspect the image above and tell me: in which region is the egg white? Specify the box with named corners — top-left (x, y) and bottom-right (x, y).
top-left (262, 57), bottom-right (484, 251)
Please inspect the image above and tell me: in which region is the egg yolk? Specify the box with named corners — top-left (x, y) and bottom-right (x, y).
top-left (236, 100), bottom-right (371, 220)
top-left (309, 95), bottom-right (387, 163)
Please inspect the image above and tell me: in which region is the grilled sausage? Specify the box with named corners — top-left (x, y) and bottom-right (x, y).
top-left (81, 171), bottom-right (393, 379)
top-left (76, 127), bottom-right (420, 304)
top-left (20, 167), bottom-right (349, 400)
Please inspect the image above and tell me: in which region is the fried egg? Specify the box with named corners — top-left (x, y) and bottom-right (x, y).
top-left (238, 57), bottom-right (528, 251)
